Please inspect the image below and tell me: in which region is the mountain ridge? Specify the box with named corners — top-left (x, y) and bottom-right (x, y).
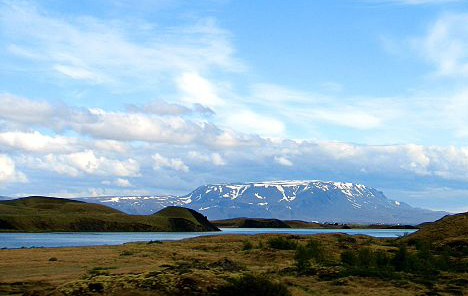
top-left (76, 180), bottom-right (448, 224)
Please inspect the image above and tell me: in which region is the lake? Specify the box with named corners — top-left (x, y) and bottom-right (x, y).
top-left (0, 228), bottom-right (417, 248)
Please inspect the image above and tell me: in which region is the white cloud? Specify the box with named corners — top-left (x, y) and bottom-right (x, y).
top-left (250, 83), bottom-right (388, 132)
top-left (53, 64), bottom-right (106, 82)
top-left (224, 110), bottom-right (286, 137)
top-left (152, 153), bottom-right (189, 172)
top-left (0, 94), bottom-right (265, 148)
top-left (177, 72), bottom-right (224, 106)
top-left (103, 178), bottom-right (132, 187)
top-left (0, 130), bottom-right (129, 154)
top-left (305, 142), bottom-right (468, 181)
top-left (0, 154), bottom-right (27, 184)
top-left (0, 2), bottom-right (244, 89)
top-left (211, 153), bottom-right (226, 166)
top-left (77, 109), bottom-right (201, 144)
top-left (188, 151), bottom-right (226, 166)
top-left (274, 155), bottom-right (293, 166)
top-left (126, 100), bottom-right (191, 115)
top-left (0, 131), bottom-right (76, 153)
top-left (0, 93), bottom-right (54, 125)
top-left (311, 108), bottom-right (381, 130)
top-left (92, 139), bottom-right (129, 153)
top-left (115, 178), bottom-right (132, 187)
top-left (22, 150), bottom-right (140, 177)
top-left (416, 13), bottom-right (468, 76)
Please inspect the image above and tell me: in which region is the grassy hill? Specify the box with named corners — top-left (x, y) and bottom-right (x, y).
top-left (0, 196), bottom-right (219, 232)
top-left (402, 212), bottom-right (468, 246)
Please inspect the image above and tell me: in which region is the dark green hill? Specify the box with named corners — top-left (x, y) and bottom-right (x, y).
top-left (212, 217), bottom-right (291, 228)
top-left (0, 196), bottom-right (219, 232)
top-left (153, 206), bottom-right (219, 231)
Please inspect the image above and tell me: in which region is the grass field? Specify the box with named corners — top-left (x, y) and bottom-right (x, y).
top-left (1, 232), bottom-right (467, 295)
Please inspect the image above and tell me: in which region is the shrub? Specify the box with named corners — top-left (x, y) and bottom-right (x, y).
top-left (357, 247), bottom-right (374, 267)
top-left (242, 240), bottom-right (253, 251)
top-left (375, 249), bottom-right (390, 268)
top-left (88, 266), bottom-right (116, 276)
top-left (392, 244), bottom-right (409, 271)
top-left (305, 239), bottom-right (325, 263)
top-left (341, 249), bottom-right (357, 266)
top-left (147, 240), bottom-right (163, 244)
top-left (215, 274), bottom-right (291, 296)
top-left (120, 250), bottom-right (134, 256)
top-left (294, 245), bottom-right (312, 274)
top-left (294, 239), bottom-right (327, 274)
top-left (267, 237), bottom-right (297, 250)
top-left (434, 246), bottom-right (451, 271)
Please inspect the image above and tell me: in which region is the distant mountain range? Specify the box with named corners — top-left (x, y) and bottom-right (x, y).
top-left (76, 180), bottom-right (448, 224)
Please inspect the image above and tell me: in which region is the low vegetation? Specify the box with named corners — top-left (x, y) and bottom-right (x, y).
top-left (2, 210), bottom-right (468, 295)
top-left (214, 274), bottom-right (291, 296)
top-left (2, 231), bottom-right (468, 296)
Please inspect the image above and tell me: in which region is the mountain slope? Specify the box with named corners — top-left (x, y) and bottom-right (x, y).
top-left (0, 196), bottom-right (219, 232)
top-left (181, 180), bottom-right (446, 224)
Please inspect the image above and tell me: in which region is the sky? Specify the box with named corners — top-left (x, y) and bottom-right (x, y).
top-left (1, 0), bottom-right (468, 212)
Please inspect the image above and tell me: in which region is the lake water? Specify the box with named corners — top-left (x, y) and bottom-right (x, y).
top-left (0, 228), bottom-right (417, 249)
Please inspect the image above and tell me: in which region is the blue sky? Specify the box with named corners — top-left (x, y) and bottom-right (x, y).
top-left (1, 0), bottom-right (468, 212)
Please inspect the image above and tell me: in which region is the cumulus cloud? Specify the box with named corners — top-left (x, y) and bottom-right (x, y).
top-left (0, 94), bottom-right (263, 148)
top-left (224, 110), bottom-right (286, 137)
top-left (188, 151), bottom-right (226, 166)
top-left (126, 100), bottom-right (191, 115)
top-left (126, 100), bottom-right (215, 117)
top-left (0, 93), bottom-right (55, 125)
top-left (21, 150), bottom-right (140, 177)
top-left (0, 93), bottom-right (97, 130)
top-left (103, 178), bottom-right (133, 187)
top-left (0, 131), bottom-right (76, 153)
top-left (274, 155), bottom-right (293, 166)
top-left (177, 72), bottom-right (224, 106)
top-left (152, 153), bottom-right (189, 172)
top-left (0, 154), bottom-right (27, 184)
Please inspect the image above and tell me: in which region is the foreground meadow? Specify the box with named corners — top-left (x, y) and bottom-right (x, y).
top-left (0, 233), bottom-right (467, 295)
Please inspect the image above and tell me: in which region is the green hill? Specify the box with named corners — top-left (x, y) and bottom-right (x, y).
top-left (0, 196), bottom-right (220, 232)
top-left (402, 212), bottom-right (468, 248)
top-left (0, 196), bottom-right (123, 215)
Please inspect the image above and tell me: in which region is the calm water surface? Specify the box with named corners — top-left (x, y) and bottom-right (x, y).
top-left (0, 228), bottom-right (417, 248)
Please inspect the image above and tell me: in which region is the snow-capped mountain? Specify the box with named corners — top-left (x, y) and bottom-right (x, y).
top-left (77, 180), bottom-right (447, 224)
top-left (77, 195), bottom-right (190, 214)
